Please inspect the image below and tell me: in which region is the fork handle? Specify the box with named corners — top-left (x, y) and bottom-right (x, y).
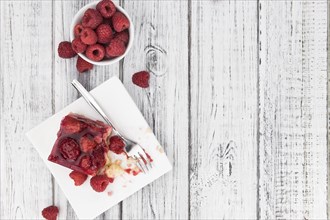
top-left (71, 79), bottom-right (124, 139)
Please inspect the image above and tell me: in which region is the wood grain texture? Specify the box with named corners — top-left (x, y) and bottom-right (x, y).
top-left (121, 0), bottom-right (189, 219)
top-left (0, 1), bottom-right (53, 219)
top-left (189, 1), bottom-right (258, 219)
top-left (258, 1), bottom-right (328, 219)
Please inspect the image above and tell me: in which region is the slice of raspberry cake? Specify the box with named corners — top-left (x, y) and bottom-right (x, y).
top-left (48, 113), bottom-right (112, 176)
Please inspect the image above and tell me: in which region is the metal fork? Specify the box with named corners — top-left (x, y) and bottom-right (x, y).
top-left (71, 79), bottom-right (152, 173)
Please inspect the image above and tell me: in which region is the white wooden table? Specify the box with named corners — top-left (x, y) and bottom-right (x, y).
top-left (1, 0), bottom-right (328, 219)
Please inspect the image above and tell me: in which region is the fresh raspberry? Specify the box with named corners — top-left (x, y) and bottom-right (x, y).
top-left (69, 171), bottom-right (88, 186)
top-left (80, 134), bottom-right (97, 152)
top-left (113, 30), bottom-right (129, 45)
top-left (90, 175), bottom-right (110, 192)
top-left (61, 115), bottom-right (84, 134)
top-left (132, 71), bottom-right (150, 88)
top-left (58, 41), bottom-right (77, 59)
top-left (86, 44), bottom-right (105, 61)
top-left (74, 24), bottom-right (84, 37)
top-left (96, 24), bottom-right (113, 44)
top-left (112, 11), bottom-right (130, 32)
top-left (109, 136), bottom-right (125, 154)
top-left (106, 38), bottom-right (126, 57)
top-left (82, 9), bottom-right (103, 29)
top-left (96, 0), bottom-right (116, 18)
top-left (71, 38), bottom-right (87, 53)
top-left (42, 205), bottom-right (59, 220)
top-left (76, 56), bottom-right (93, 73)
top-left (80, 28), bottom-right (98, 45)
top-left (59, 138), bottom-right (81, 160)
top-left (80, 155), bottom-right (92, 170)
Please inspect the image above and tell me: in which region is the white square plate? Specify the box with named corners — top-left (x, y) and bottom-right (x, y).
top-left (26, 77), bottom-right (172, 219)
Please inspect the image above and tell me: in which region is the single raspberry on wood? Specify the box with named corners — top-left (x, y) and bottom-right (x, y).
top-left (96, 0), bottom-right (116, 18)
top-left (86, 44), bottom-right (105, 61)
top-left (132, 71), bottom-right (150, 88)
top-left (80, 28), bottom-right (98, 45)
top-left (90, 175), bottom-right (110, 192)
top-left (82, 8), bottom-right (103, 29)
top-left (74, 24), bottom-right (84, 37)
top-left (41, 205), bottom-right (59, 220)
top-left (72, 38), bottom-right (87, 53)
top-left (106, 38), bottom-right (126, 57)
top-left (96, 24), bottom-right (113, 44)
top-left (58, 41), bottom-right (76, 59)
top-left (69, 171), bottom-right (88, 186)
top-left (76, 56), bottom-right (93, 73)
top-left (112, 11), bottom-right (130, 32)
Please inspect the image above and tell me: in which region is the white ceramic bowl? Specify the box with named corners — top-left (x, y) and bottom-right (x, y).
top-left (70, 1), bottom-right (134, 66)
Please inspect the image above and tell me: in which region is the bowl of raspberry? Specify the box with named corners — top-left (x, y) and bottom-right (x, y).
top-left (70, 0), bottom-right (134, 66)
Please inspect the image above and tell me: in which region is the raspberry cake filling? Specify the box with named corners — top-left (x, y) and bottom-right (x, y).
top-left (48, 113), bottom-right (145, 192)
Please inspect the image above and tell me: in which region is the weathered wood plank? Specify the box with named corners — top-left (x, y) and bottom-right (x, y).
top-left (0, 1), bottom-right (53, 219)
top-left (121, 0), bottom-right (189, 219)
top-left (189, 1), bottom-right (259, 219)
top-left (53, 0), bottom-right (121, 219)
top-left (258, 1), bottom-right (328, 219)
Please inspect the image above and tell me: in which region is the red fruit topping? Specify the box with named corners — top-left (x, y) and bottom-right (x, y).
top-left (42, 205), bottom-right (59, 220)
top-left (74, 24), bottom-right (84, 37)
top-left (59, 138), bottom-right (81, 161)
top-left (90, 175), bottom-right (110, 192)
top-left (82, 8), bottom-right (103, 29)
top-left (86, 44), bottom-right (105, 61)
top-left (72, 38), bottom-right (87, 53)
top-left (109, 136), bottom-right (125, 154)
top-left (69, 171), bottom-right (88, 186)
top-left (132, 71), bottom-right (150, 88)
top-left (92, 147), bottom-right (106, 169)
top-left (96, 0), bottom-right (116, 18)
top-left (113, 30), bottom-right (129, 45)
top-left (58, 41), bottom-right (77, 59)
top-left (60, 115), bottom-right (84, 134)
top-left (48, 113), bottom-right (112, 176)
top-left (76, 56), bottom-right (93, 73)
top-left (80, 28), bottom-right (98, 45)
top-left (112, 11), bottom-right (130, 32)
top-left (106, 38), bottom-right (126, 57)
top-left (80, 134), bottom-right (97, 153)
top-left (96, 24), bottom-right (113, 44)
top-left (80, 155), bottom-right (92, 170)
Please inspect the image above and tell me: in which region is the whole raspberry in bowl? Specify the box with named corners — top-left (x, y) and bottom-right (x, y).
top-left (70, 0), bottom-right (134, 66)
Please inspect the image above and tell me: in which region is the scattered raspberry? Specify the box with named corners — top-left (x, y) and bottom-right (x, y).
top-left (86, 44), bottom-right (105, 61)
top-left (106, 38), bottom-right (126, 57)
top-left (113, 30), bottom-right (129, 45)
top-left (59, 138), bottom-right (81, 161)
top-left (112, 11), bottom-right (130, 32)
top-left (96, 24), bottom-right (113, 44)
top-left (42, 205), bottom-right (59, 220)
top-left (80, 28), bottom-right (98, 45)
top-left (109, 136), bottom-right (125, 154)
top-left (80, 134), bottom-right (97, 152)
top-left (76, 56), bottom-right (93, 73)
top-left (58, 41), bottom-right (77, 59)
top-left (74, 24), bottom-right (84, 37)
top-left (96, 0), bottom-right (116, 18)
top-left (71, 38), bottom-right (87, 53)
top-left (69, 171), bottom-right (88, 186)
top-left (132, 71), bottom-right (150, 88)
top-left (90, 175), bottom-right (110, 192)
top-left (82, 8), bottom-right (103, 29)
